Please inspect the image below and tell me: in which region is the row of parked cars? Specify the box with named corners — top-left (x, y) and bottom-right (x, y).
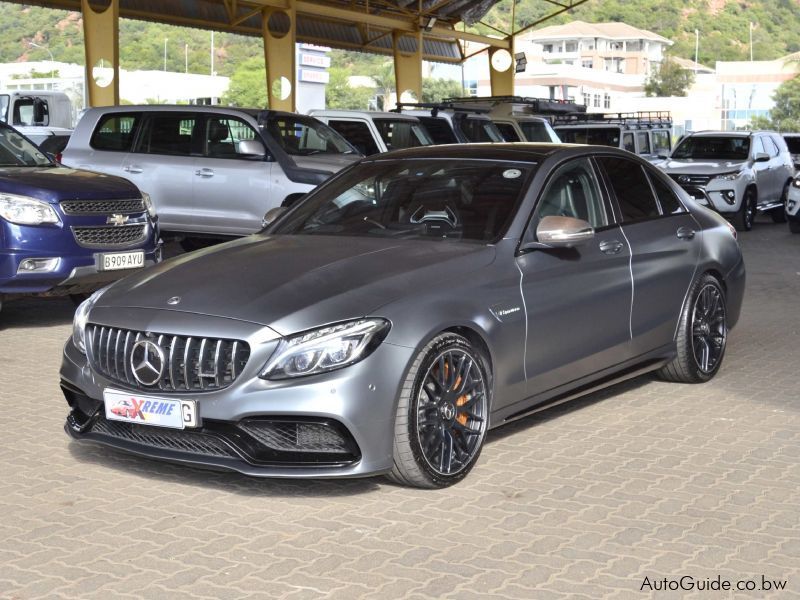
top-left (1, 97), bottom-right (798, 314)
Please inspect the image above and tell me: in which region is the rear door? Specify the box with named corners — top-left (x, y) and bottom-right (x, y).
top-left (752, 135), bottom-right (777, 202)
top-left (191, 114), bottom-right (273, 235)
top-left (122, 112), bottom-right (199, 233)
top-left (596, 155), bottom-right (701, 356)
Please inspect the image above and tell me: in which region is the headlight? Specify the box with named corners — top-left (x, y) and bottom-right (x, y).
top-left (72, 286), bottom-right (110, 354)
top-left (792, 178), bottom-right (800, 189)
top-left (260, 318), bottom-right (390, 380)
top-left (0, 194), bottom-right (60, 225)
top-left (141, 192), bottom-right (157, 218)
top-left (714, 171), bottom-right (743, 181)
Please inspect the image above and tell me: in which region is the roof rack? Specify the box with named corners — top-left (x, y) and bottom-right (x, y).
top-left (552, 111), bottom-right (672, 128)
top-left (441, 96), bottom-right (586, 115)
top-left (393, 101), bottom-right (493, 116)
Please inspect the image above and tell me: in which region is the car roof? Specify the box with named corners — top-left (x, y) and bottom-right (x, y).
top-left (688, 130), bottom-right (755, 137)
top-left (308, 109), bottom-right (420, 121)
top-left (80, 105), bottom-right (303, 120)
top-left (359, 142), bottom-right (626, 163)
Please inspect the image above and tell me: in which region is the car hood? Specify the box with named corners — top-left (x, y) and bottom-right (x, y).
top-left (290, 153), bottom-right (360, 174)
top-left (0, 166), bottom-right (141, 203)
top-left (661, 159), bottom-right (749, 174)
top-left (97, 235), bottom-right (495, 334)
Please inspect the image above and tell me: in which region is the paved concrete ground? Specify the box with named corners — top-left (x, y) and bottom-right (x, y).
top-left (1, 220), bottom-right (798, 599)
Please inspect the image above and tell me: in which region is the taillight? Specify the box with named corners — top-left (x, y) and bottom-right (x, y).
top-left (726, 221), bottom-right (737, 240)
top-left (55, 152), bottom-right (63, 163)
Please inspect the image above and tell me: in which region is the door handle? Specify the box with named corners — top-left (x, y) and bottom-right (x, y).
top-left (195, 168), bottom-right (214, 178)
top-left (599, 240), bottom-right (624, 255)
top-left (123, 165), bottom-right (142, 174)
top-left (676, 227), bottom-right (696, 240)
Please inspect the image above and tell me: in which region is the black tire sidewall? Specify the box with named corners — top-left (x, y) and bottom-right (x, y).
top-left (681, 275), bottom-right (728, 382)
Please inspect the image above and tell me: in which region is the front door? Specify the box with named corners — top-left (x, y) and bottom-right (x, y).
top-left (515, 157), bottom-right (633, 401)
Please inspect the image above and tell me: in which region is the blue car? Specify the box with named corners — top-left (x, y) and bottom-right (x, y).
top-left (0, 122), bottom-right (160, 312)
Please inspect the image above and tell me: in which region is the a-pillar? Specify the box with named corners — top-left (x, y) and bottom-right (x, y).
top-left (81, 0), bottom-right (120, 106)
top-left (262, 1), bottom-right (296, 111)
top-left (489, 44), bottom-right (515, 96)
top-left (393, 30), bottom-right (422, 104)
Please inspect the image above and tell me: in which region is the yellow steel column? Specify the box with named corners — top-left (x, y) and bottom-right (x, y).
top-left (488, 43), bottom-right (515, 96)
top-left (81, 0), bottom-right (120, 106)
top-left (262, 1), bottom-right (296, 111)
top-left (393, 30), bottom-right (422, 103)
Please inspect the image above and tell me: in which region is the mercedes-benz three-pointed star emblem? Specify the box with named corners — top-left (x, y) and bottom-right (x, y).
top-left (130, 339), bottom-right (166, 386)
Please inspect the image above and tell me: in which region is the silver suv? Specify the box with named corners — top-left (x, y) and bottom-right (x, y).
top-left (660, 131), bottom-right (795, 231)
top-left (62, 106), bottom-right (360, 240)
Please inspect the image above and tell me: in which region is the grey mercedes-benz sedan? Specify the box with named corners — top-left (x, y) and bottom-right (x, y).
top-left (61, 144), bottom-right (745, 488)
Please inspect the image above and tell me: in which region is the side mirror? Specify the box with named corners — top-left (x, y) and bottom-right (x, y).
top-left (238, 139), bottom-right (267, 159)
top-left (534, 215), bottom-right (595, 248)
top-left (261, 206), bottom-right (288, 229)
top-left (754, 152), bottom-right (770, 163)
top-left (33, 98), bottom-right (47, 125)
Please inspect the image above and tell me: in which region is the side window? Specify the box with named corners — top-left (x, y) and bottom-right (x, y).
top-left (652, 130), bottom-right (671, 155)
top-left (136, 114), bottom-right (196, 156)
top-left (765, 136), bottom-right (780, 157)
top-left (205, 116), bottom-right (264, 158)
top-left (531, 158), bottom-right (608, 235)
top-left (90, 113), bottom-right (140, 152)
top-left (648, 173), bottom-right (686, 215)
top-left (753, 136), bottom-right (767, 157)
top-left (622, 132), bottom-right (635, 153)
top-left (597, 156), bottom-right (660, 222)
top-left (636, 131), bottom-right (651, 155)
top-left (419, 117), bottom-right (457, 144)
top-left (495, 122), bottom-right (521, 142)
top-left (327, 120), bottom-right (379, 155)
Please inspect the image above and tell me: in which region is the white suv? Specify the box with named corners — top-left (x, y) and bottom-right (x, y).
top-left (309, 110), bottom-right (433, 155)
top-left (660, 131), bottom-right (795, 231)
top-left (786, 174), bottom-right (800, 233)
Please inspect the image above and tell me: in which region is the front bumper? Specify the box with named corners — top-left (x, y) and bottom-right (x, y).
top-left (787, 186), bottom-right (800, 220)
top-left (59, 315), bottom-right (415, 478)
top-left (673, 180), bottom-right (747, 214)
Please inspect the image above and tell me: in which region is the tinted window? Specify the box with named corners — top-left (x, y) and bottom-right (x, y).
top-left (637, 131), bottom-right (651, 155)
top-left (622, 132), bottom-right (635, 153)
top-left (598, 156), bottom-right (660, 221)
top-left (495, 122), bottom-right (521, 142)
top-left (205, 116), bottom-right (264, 158)
top-left (373, 119), bottom-right (433, 150)
top-left (555, 127), bottom-right (621, 147)
top-left (327, 120), bottom-right (379, 155)
top-left (784, 136), bottom-right (800, 154)
top-left (520, 121), bottom-right (556, 142)
top-left (418, 117), bottom-right (458, 144)
top-left (764, 136), bottom-right (780, 157)
top-left (459, 117), bottom-right (504, 143)
top-left (648, 173), bottom-right (685, 215)
top-left (532, 158), bottom-right (607, 231)
top-left (672, 136), bottom-right (749, 160)
top-left (265, 115), bottom-right (353, 156)
top-left (90, 113), bottom-right (140, 152)
top-left (652, 130), bottom-right (671, 155)
top-left (273, 160), bottom-right (533, 243)
top-left (136, 114), bottom-right (196, 156)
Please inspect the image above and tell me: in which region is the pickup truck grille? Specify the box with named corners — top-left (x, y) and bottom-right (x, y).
top-left (87, 325), bottom-right (251, 392)
top-left (72, 224), bottom-right (147, 248)
top-left (669, 174), bottom-right (713, 187)
top-left (61, 198), bottom-right (145, 215)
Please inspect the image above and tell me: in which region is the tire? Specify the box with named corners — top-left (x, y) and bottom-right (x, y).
top-left (732, 188), bottom-right (756, 232)
top-left (771, 182), bottom-right (790, 223)
top-left (388, 333), bottom-right (490, 488)
top-left (658, 274), bottom-right (728, 384)
top-left (789, 220), bottom-right (800, 234)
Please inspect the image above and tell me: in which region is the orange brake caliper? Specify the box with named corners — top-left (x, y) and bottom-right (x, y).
top-left (453, 374), bottom-right (468, 426)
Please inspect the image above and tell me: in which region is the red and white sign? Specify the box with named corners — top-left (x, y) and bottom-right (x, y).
top-left (299, 69), bottom-right (330, 84)
top-left (300, 53), bottom-right (331, 68)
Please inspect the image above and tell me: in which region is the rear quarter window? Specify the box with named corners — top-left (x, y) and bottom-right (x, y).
top-left (90, 113), bottom-right (140, 152)
top-left (418, 117), bottom-right (457, 144)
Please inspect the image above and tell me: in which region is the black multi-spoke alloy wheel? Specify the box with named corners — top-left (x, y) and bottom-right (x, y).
top-left (658, 274), bottom-right (728, 383)
top-left (733, 188), bottom-right (756, 232)
top-left (390, 333), bottom-right (490, 488)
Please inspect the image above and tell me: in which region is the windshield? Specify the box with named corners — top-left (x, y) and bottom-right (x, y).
top-left (554, 126), bottom-right (621, 147)
top-left (459, 117), bottom-right (504, 143)
top-left (784, 136), bottom-right (800, 154)
top-left (373, 119), bottom-right (433, 150)
top-left (264, 115), bottom-right (355, 156)
top-left (672, 136), bottom-right (750, 160)
top-left (0, 95), bottom-right (8, 122)
top-left (521, 121), bottom-right (558, 142)
top-left (272, 159), bottom-right (534, 243)
top-left (0, 125), bottom-right (53, 167)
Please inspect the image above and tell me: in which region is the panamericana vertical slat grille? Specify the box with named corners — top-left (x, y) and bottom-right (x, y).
top-left (87, 325), bottom-right (250, 392)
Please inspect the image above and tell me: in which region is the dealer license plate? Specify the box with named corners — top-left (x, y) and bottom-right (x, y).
top-left (103, 389), bottom-right (197, 429)
top-left (99, 250), bottom-right (145, 271)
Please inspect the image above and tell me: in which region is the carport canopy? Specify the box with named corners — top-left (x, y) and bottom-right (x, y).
top-left (6, 0), bottom-right (589, 110)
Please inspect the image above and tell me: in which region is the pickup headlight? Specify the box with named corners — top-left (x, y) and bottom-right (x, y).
top-left (72, 286), bottom-right (110, 353)
top-left (792, 178), bottom-right (800, 189)
top-left (141, 192), bottom-right (157, 218)
top-left (260, 318), bottom-right (391, 380)
top-left (714, 171), bottom-right (743, 181)
top-left (0, 193), bottom-right (60, 225)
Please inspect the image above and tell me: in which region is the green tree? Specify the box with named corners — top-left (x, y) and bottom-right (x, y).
top-left (422, 78), bottom-right (464, 103)
top-left (749, 75), bottom-right (800, 131)
top-left (325, 67), bottom-right (374, 109)
top-left (644, 58), bottom-right (695, 97)
top-left (221, 57), bottom-right (267, 107)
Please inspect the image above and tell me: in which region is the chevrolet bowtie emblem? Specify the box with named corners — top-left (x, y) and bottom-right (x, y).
top-left (107, 214), bottom-right (129, 226)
